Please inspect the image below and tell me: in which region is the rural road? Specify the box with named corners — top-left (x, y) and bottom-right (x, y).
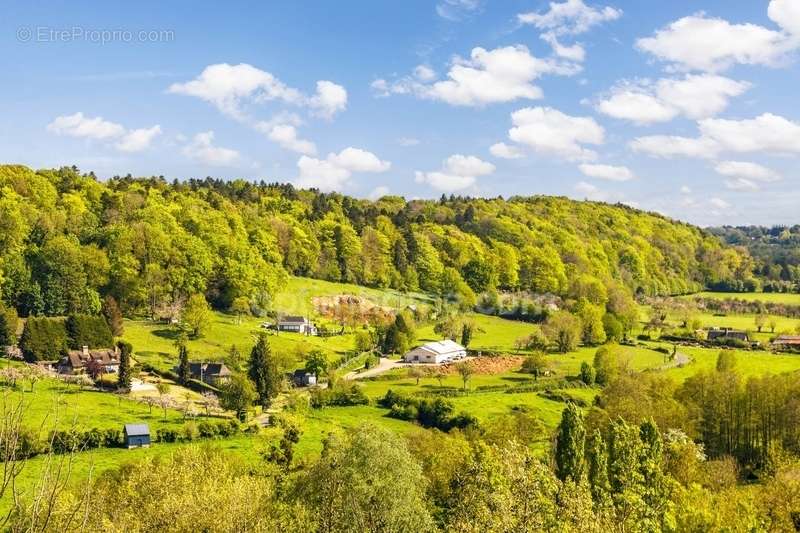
top-left (344, 357), bottom-right (405, 380)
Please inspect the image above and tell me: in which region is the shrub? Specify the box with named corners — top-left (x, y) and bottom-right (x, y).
top-left (20, 317), bottom-right (68, 362)
top-left (310, 383), bottom-right (369, 408)
top-left (182, 422), bottom-right (200, 442)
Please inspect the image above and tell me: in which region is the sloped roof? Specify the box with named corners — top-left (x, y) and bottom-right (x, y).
top-left (417, 339), bottom-right (465, 355)
top-left (124, 424), bottom-right (150, 436)
top-left (279, 316), bottom-right (308, 324)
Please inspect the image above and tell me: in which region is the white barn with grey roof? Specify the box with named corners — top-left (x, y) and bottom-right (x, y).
top-left (403, 340), bottom-right (466, 364)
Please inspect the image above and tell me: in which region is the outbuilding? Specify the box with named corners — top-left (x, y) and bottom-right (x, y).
top-left (404, 340), bottom-right (466, 364)
top-left (124, 423), bottom-right (151, 449)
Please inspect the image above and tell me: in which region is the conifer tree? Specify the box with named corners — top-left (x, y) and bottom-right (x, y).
top-left (116, 341), bottom-right (133, 390)
top-left (178, 344), bottom-right (191, 385)
top-left (248, 333), bottom-right (281, 407)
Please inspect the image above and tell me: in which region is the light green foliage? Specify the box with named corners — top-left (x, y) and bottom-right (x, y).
top-left (181, 293), bottom-right (211, 338)
top-left (555, 403), bottom-right (585, 482)
top-left (575, 298), bottom-right (607, 345)
top-left (544, 311), bottom-right (582, 353)
top-left (220, 373), bottom-right (257, 421)
top-left (296, 424), bottom-right (435, 533)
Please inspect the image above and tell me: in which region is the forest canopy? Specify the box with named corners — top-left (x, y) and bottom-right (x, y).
top-left (0, 164), bottom-right (754, 317)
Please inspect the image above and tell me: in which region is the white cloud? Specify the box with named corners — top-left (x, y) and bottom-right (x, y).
top-left (295, 147), bottom-right (391, 192)
top-left (636, 12), bottom-right (796, 72)
top-left (182, 131), bottom-right (241, 166)
top-left (116, 126), bottom-right (162, 153)
top-left (47, 112), bottom-right (160, 152)
top-left (507, 106), bottom-right (604, 161)
top-left (715, 161), bottom-right (780, 182)
top-left (168, 63), bottom-right (304, 118)
top-left (518, 0), bottom-right (622, 35)
top-left (47, 112), bottom-right (126, 140)
top-left (540, 32), bottom-right (586, 62)
top-left (725, 178), bottom-right (760, 191)
top-left (308, 80), bottom-right (348, 119)
top-left (168, 62), bottom-right (347, 134)
top-left (578, 163), bottom-right (635, 181)
top-left (699, 113), bottom-right (800, 154)
top-left (264, 124), bottom-right (316, 155)
top-left (368, 186), bottom-right (390, 200)
top-left (372, 45), bottom-right (580, 106)
top-left (413, 65), bottom-right (436, 82)
top-left (573, 180), bottom-right (618, 202)
top-left (680, 185), bottom-right (692, 194)
top-left (632, 113), bottom-right (800, 159)
top-left (770, 0), bottom-right (800, 36)
top-left (629, 135), bottom-right (719, 159)
top-left (436, 0), bottom-right (482, 21)
top-left (415, 154), bottom-right (495, 192)
top-left (596, 75), bottom-right (750, 124)
top-left (490, 142), bottom-right (525, 159)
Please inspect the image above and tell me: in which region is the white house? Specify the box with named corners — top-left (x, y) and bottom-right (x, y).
top-left (404, 340), bottom-right (466, 364)
top-left (277, 316), bottom-right (317, 335)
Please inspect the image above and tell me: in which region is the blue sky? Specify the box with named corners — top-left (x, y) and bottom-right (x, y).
top-left (2, 0), bottom-right (800, 227)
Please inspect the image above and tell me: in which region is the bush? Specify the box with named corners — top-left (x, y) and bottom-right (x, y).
top-left (381, 391), bottom-right (478, 432)
top-left (66, 314), bottom-right (113, 349)
top-left (579, 361), bottom-right (595, 385)
top-left (310, 383), bottom-right (370, 408)
top-left (156, 428), bottom-right (179, 443)
top-left (20, 317), bottom-right (68, 362)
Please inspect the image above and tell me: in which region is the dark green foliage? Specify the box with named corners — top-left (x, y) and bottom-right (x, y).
top-left (555, 403), bottom-right (585, 482)
top-left (65, 314), bottom-right (113, 349)
top-left (178, 344), bottom-right (190, 385)
top-left (580, 361), bottom-right (595, 385)
top-left (310, 382), bottom-right (369, 408)
top-left (116, 340), bottom-right (133, 389)
top-left (380, 390), bottom-right (478, 432)
top-left (101, 295), bottom-right (124, 337)
top-left (219, 373), bottom-right (257, 421)
top-left (248, 334), bottom-right (281, 408)
top-left (0, 305), bottom-right (18, 345)
top-left (304, 349), bottom-right (328, 379)
top-left (19, 317), bottom-right (67, 362)
top-left (380, 310), bottom-right (416, 354)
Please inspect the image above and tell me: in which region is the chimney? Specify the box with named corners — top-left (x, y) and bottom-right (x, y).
top-left (82, 346), bottom-right (89, 356)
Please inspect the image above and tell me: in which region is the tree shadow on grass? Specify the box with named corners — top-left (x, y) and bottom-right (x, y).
top-left (500, 375), bottom-right (534, 383)
top-left (152, 328), bottom-right (180, 341)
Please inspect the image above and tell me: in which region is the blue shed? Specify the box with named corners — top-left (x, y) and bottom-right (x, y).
top-left (124, 424), bottom-right (151, 449)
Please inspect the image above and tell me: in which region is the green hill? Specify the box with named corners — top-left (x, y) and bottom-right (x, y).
top-left (0, 164), bottom-right (754, 319)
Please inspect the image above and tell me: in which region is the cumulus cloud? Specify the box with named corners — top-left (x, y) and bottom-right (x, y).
top-left (770, 0), bottom-right (800, 36)
top-left (308, 80), bottom-right (348, 119)
top-left (47, 112), bottom-right (161, 152)
top-left (116, 126), bottom-right (163, 153)
top-left (518, 0), bottom-right (621, 35)
top-left (518, 0), bottom-right (620, 62)
top-left (636, 7), bottom-right (798, 73)
top-left (596, 75), bottom-right (750, 124)
top-left (631, 113), bottom-right (800, 158)
top-left (506, 106), bottom-right (605, 161)
top-left (578, 163), bottom-right (635, 181)
top-left (490, 142), bottom-right (525, 159)
top-left (168, 63), bottom-right (304, 118)
top-left (715, 161), bottom-right (781, 191)
top-left (295, 147), bottom-right (391, 192)
top-left (182, 131), bottom-right (241, 166)
top-left (169, 63), bottom-right (347, 153)
top-left (415, 154), bottom-right (495, 192)
top-left (372, 45), bottom-right (580, 106)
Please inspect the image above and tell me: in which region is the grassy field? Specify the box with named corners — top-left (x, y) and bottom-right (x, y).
top-left (682, 291), bottom-right (800, 305)
top-left (662, 346), bottom-right (800, 382)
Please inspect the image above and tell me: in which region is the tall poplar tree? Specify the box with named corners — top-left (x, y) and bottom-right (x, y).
top-left (555, 403), bottom-right (586, 482)
top-left (248, 333), bottom-right (281, 408)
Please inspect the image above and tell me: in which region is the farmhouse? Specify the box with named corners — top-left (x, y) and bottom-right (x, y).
top-left (277, 316), bottom-right (317, 335)
top-left (773, 335), bottom-right (800, 349)
top-left (58, 346), bottom-right (120, 375)
top-left (123, 424), bottom-right (151, 449)
top-left (404, 340), bottom-right (466, 364)
top-left (707, 328), bottom-right (749, 342)
top-left (173, 362), bottom-right (232, 385)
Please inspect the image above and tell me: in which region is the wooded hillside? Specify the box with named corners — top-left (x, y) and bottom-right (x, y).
top-left (0, 164), bottom-right (753, 317)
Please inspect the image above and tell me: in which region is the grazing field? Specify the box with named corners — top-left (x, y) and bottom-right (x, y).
top-left (662, 346), bottom-right (800, 382)
top-left (5, 377), bottom-right (189, 432)
top-left (416, 313), bottom-right (539, 353)
top-left (683, 291), bottom-right (800, 305)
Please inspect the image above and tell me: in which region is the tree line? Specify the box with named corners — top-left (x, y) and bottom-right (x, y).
top-left (0, 164), bottom-right (755, 322)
